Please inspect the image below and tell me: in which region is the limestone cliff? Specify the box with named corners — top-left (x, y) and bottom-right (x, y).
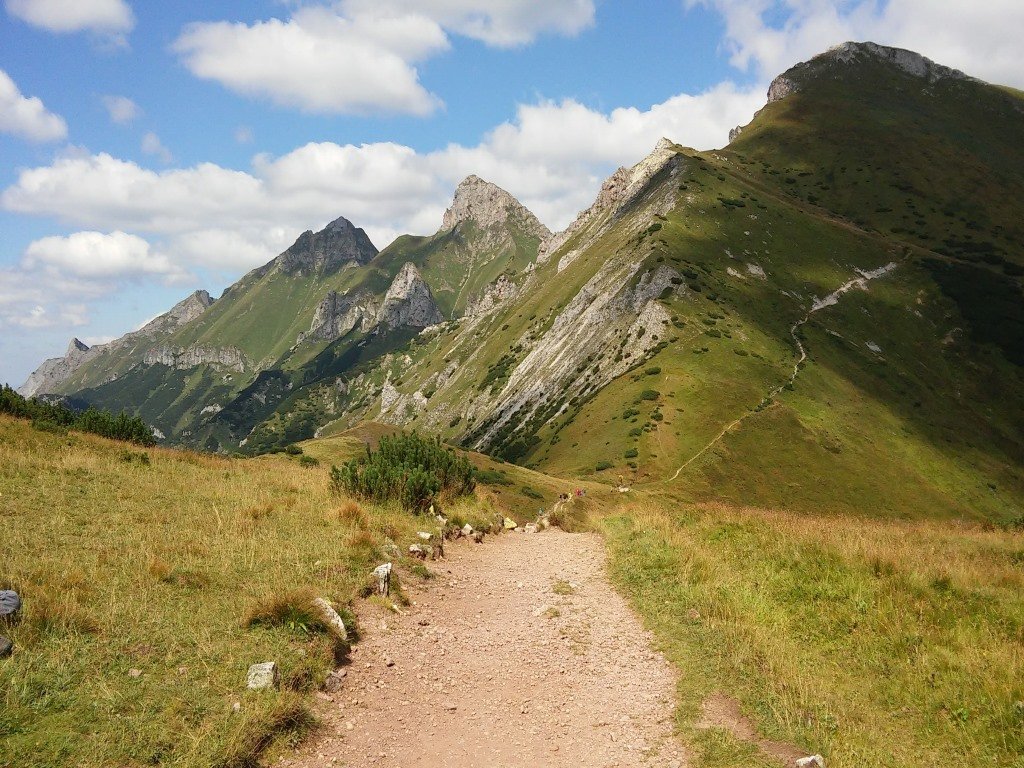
top-left (274, 216), bottom-right (378, 276)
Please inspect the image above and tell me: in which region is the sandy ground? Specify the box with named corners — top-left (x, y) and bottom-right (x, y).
top-left (286, 528), bottom-right (687, 768)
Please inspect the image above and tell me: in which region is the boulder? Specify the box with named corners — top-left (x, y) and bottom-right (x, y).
top-left (461, 523), bottom-right (474, 537)
top-left (524, 523), bottom-right (539, 534)
top-left (795, 757), bottom-right (825, 768)
top-left (0, 590), bottom-right (21, 622)
top-left (246, 661), bottom-right (279, 690)
top-left (503, 517), bottom-right (518, 531)
top-left (417, 531), bottom-right (433, 541)
top-left (409, 544), bottom-right (427, 560)
top-left (372, 563), bottom-right (392, 597)
top-left (0, 636), bottom-right (12, 658)
top-left (313, 597), bottom-right (348, 641)
top-left (472, 531), bottom-right (485, 544)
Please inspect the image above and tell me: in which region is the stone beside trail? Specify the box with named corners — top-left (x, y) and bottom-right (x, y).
top-left (287, 529), bottom-right (686, 768)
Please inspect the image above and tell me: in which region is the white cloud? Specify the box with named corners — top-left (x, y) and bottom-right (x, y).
top-left (346, 0), bottom-right (596, 47)
top-left (0, 69), bottom-right (67, 142)
top-left (141, 131), bottom-right (173, 163)
top-left (22, 230), bottom-right (190, 282)
top-left (101, 94), bottom-right (141, 125)
top-left (691, 0), bottom-right (1024, 89)
top-left (5, 0), bottom-right (134, 34)
top-left (173, 6), bottom-right (447, 115)
top-left (234, 125), bottom-right (254, 144)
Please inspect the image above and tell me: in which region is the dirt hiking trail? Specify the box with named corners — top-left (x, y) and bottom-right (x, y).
top-left (287, 529), bottom-right (687, 768)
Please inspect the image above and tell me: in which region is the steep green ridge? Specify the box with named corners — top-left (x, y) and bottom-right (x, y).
top-left (337, 43), bottom-right (1023, 523)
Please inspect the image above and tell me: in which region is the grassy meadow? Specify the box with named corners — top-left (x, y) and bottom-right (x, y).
top-left (0, 415), bottom-right (500, 768)
top-left (599, 493), bottom-right (1024, 767)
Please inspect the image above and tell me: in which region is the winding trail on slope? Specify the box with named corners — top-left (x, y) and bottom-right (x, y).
top-left (286, 529), bottom-right (687, 768)
top-left (667, 261), bottom-right (899, 483)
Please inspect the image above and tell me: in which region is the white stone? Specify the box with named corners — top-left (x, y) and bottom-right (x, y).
top-left (246, 662), bottom-right (279, 690)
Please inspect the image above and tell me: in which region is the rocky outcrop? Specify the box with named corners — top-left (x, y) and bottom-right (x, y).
top-left (144, 344), bottom-right (250, 372)
top-left (298, 291), bottom-right (378, 344)
top-left (138, 290), bottom-right (213, 335)
top-left (298, 263), bottom-right (444, 347)
top-left (442, 175), bottom-right (550, 242)
top-left (464, 275), bottom-right (519, 319)
top-left (275, 215), bottom-right (378, 276)
top-left (17, 338), bottom-right (94, 397)
top-left (376, 263), bottom-right (444, 329)
top-left (538, 138), bottom-right (683, 271)
top-left (767, 41), bottom-right (976, 104)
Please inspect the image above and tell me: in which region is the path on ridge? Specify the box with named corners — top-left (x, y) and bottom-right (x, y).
top-left (286, 529), bottom-right (686, 768)
top-left (667, 260), bottom-right (900, 482)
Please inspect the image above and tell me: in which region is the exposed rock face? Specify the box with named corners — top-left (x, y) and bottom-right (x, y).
top-left (17, 338), bottom-right (94, 397)
top-left (377, 263), bottom-right (444, 329)
top-left (299, 291), bottom-right (378, 344)
top-left (18, 289), bottom-right (215, 397)
top-left (298, 263), bottom-right (444, 346)
top-left (144, 344), bottom-right (250, 372)
top-left (442, 175), bottom-right (550, 241)
top-left (464, 275), bottom-right (519, 318)
top-left (728, 125), bottom-right (744, 143)
top-left (275, 216), bottom-right (378, 275)
top-left (539, 138), bottom-right (682, 271)
top-left (767, 40), bottom-right (975, 104)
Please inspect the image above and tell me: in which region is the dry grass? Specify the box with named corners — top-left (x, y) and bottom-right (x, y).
top-left (0, 415), bottom-right (495, 767)
top-left (601, 493), bottom-right (1024, 767)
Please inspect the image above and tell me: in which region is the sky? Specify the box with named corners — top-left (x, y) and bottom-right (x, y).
top-left (1, 0), bottom-right (1022, 387)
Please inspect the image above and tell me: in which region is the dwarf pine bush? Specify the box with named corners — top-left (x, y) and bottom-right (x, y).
top-left (0, 385), bottom-right (154, 446)
top-left (330, 432), bottom-right (475, 512)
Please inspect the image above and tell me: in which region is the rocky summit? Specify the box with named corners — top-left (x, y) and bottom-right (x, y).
top-left (274, 215), bottom-right (378, 275)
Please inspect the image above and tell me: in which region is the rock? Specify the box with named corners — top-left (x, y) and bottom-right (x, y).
top-left (442, 175), bottom-right (550, 241)
top-left (313, 597), bottom-right (349, 642)
top-left (144, 344), bottom-right (250, 373)
top-left (384, 656), bottom-right (395, 667)
top-left (503, 517), bottom-right (518, 531)
top-left (324, 669), bottom-right (347, 693)
top-left (461, 523), bottom-right (474, 537)
top-left (795, 757), bottom-right (825, 768)
top-left (417, 531), bottom-right (433, 541)
top-left (0, 590), bottom-right (21, 622)
top-left (0, 636), bottom-right (12, 657)
top-left (128, 668), bottom-right (142, 678)
top-left (409, 544), bottom-right (427, 560)
top-left (376, 263), bottom-right (445, 329)
top-left (231, 701), bottom-right (241, 712)
top-left (383, 540), bottom-right (401, 560)
top-left (247, 661), bottom-right (279, 690)
top-left (524, 523), bottom-right (539, 534)
top-left (728, 125), bottom-right (744, 143)
top-left (373, 563), bottom-right (392, 597)
top-left (472, 531), bottom-right (485, 544)
top-left (274, 215), bottom-right (378, 276)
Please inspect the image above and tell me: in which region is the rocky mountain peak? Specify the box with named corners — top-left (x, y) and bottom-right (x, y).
top-left (276, 215), bottom-right (378, 275)
top-left (67, 338), bottom-right (89, 356)
top-left (441, 175), bottom-right (550, 240)
top-left (767, 40), bottom-right (975, 104)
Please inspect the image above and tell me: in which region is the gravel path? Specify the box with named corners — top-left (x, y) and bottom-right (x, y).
top-left (287, 529), bottom-right (686, 768)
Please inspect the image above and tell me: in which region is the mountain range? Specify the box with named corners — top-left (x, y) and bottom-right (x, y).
top-left (21, 41), bottom-right (1024, 522)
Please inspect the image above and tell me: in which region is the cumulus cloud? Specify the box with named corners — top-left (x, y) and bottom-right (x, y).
top-left (101, 94), bottom-right (141, 125)
top-left (22, 230), bottom-right (190, 281)
top-left (347, 0), bottom-right (596, 47)
top-left (0, 69), bottom-right (68, 142)
top-left (5, 0), bottom-right (134, 34)
top-left (173, 6), bottom-right (447, 115)
top-left (691, 0), bottom-right (1024, 89)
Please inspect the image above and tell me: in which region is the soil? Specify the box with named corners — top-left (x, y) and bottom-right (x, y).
top-left (286, 528), bottom-right (687, 767)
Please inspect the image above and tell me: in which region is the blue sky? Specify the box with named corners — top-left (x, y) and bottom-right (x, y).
top-left (2, 0), bottom-right (1022, 387)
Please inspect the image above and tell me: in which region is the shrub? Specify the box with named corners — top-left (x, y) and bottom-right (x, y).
top-left (624, 448), bottom-right (638, 459)
top-left (595, 461), bottom-right (614, 471)
top-left (644, 367), bottom-right (661, 376)
top-left (0, 386), bottom-right (154, 446)
top-left (329, 432), bottom-right (475, 512)
top-left (521, 486), bottom-right (543, 500)
top-left (639, 390), bottom-right (660, 401)
top-left (476, 469), bottom-right (512, 486)
top-left (284, 444), bottom-right (303, 455)
top-left (298, 454), bottom-right (319, 467)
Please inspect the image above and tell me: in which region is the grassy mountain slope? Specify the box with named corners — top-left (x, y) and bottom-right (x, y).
top-left (346, 43), bottom-right (1023, 524)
